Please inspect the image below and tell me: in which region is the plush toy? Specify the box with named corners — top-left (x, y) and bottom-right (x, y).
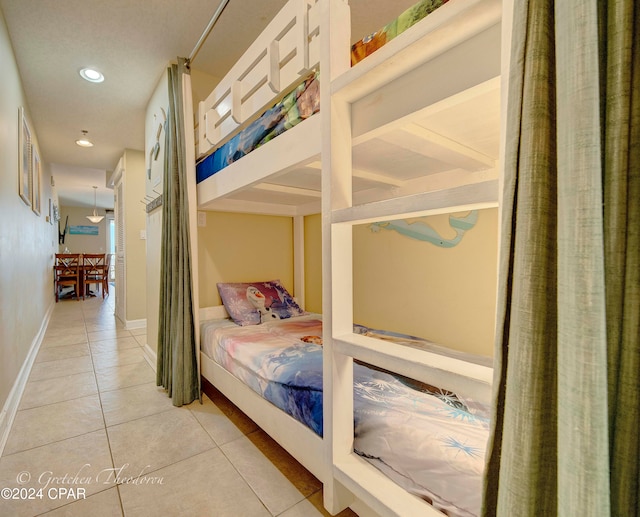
top-left (246, 286), bottom-right (281, 323)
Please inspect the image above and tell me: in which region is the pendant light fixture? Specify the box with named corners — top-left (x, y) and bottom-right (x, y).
top-left (75, 130), bottom-right (93, 147)
top-left (86, 186), bottom-right (104, 223)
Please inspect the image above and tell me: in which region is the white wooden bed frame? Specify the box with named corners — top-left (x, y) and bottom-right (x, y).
top-left (195, 0), bottom-right (512, 515)
top-left (199, 305), bottom-right (326, 478)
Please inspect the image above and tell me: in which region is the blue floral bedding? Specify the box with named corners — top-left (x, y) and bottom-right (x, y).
top-left (196, 72), bottom-right (320, 183)
top-left (201, 314), bottom-right (490, 517)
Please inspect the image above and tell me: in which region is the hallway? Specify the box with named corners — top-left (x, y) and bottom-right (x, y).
top-left (0, 296), bottom-right (349, 516)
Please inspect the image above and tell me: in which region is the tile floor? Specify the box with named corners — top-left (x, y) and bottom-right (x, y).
top-left (0, 295), bottom-right (356, 517)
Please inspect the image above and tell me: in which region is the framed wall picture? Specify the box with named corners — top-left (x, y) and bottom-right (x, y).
top-left (18, 107), bottom-right (32, 206)
top-left (32, 144), bottom-right (41, 215)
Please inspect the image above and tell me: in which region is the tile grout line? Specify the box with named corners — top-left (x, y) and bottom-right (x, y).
top-left (82, 302), bottom-right (126, 517)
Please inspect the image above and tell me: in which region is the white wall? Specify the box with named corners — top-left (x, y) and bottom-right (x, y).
top-left (0, 8), bottom-right (58, 447)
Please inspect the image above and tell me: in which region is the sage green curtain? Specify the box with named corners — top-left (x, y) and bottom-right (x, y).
top-left (157, 58), bottom-right (200, 407)
top-left (483, 1), bottom-right (639, 516)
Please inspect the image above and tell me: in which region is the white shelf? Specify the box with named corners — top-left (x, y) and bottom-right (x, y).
top-left (333, 332), bottom-right (493, 403)
top-left (334, 454), bottom-right (446, 517)
top-left (197, 114), bottom-right (321, 213)
top-left (332, 179), bottom-right (499, 226)
top-left (331, 0), bottom-right (502, 103)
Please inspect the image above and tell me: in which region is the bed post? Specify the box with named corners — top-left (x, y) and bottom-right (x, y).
top-left (293, 215), bottom-right (306, 309)
top-left (320, 0), bottom-right (352, 513)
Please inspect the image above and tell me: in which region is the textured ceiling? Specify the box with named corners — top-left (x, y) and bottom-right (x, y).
top-left (0, 0), bottom-right (418, 208)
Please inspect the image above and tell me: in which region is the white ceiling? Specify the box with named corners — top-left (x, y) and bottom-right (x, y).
top-left (0, 0), bottom-right (418, 209)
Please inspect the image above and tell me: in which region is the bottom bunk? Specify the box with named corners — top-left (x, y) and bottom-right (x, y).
top-left (199, 322), bottom-right (325, 480)
top-left (199, 305), bottom-right (492, 517)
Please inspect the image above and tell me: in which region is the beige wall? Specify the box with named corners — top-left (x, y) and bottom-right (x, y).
top-left (195, 208), bottom-right (497, 356)
top-left (197, 212), bottom-right (295, 309)
top-left (302, 210), bottom-right (498, 355)
top-left (304, 213), bottom-right (322, 313)
top-left (190, 68), bottom-right (220, 114)
top-left (144, 69), bottom-right (169, 354)
top-left (122, 149), bottom-right (147, 322)
top-left (0, 9), bottom-right (58, 427)
top-left (145, 210), bottom-right (162, 353)
top-left (353, 209), bottom-right (498, 356)
top-left (58, 206), bottom-right (108, 254)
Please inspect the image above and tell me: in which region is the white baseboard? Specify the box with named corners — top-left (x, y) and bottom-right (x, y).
top-left (124, 318), bottom-right (147, 330)
top-left (0, 301), bottom-right (54, 457)
top-left (142, 343), bottom-right (157, 372)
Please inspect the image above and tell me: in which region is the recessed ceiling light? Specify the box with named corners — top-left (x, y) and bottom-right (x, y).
top-left (79, 67), bottom-right (104, 83)
top-left (75, 130), bottom-right (94, 147)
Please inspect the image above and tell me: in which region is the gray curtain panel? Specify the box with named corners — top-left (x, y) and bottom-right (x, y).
top-left (483, 1), bottom-right (639, 516)
top-left (156, 57), bottom-right (200, 407)
top-left (602, 2), bottom-right (640, 515)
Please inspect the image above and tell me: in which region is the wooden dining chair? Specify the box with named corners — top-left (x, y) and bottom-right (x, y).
top-left (54, 253), bottom-right (81, 302)
top-left (82, 253), bottom-right (107, 299)
top-left (102, 253), bottom-right (112, 296)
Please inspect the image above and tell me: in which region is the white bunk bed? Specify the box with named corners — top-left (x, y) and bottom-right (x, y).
top-left (195, 0), bottom-right (506, 515)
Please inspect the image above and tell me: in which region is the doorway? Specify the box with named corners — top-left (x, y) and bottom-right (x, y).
top-left (107, 215), bottom-right (116, 281)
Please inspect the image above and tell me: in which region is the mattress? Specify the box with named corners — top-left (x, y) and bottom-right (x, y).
top-left (201, 314), bottom-right (490, 517)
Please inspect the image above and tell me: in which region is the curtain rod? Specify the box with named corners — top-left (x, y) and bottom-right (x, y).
top-left (188, 0), bottom-right (231, 64)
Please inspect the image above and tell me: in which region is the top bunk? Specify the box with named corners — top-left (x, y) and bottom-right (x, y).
top-left (195, 0), bottom-right (503, 216)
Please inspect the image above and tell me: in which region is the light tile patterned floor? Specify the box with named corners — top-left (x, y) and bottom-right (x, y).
top-left (0, 296), bottom-right (356, 517)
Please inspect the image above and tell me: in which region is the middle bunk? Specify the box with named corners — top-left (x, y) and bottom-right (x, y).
top-left (194, 0), bottom-right (503, 516)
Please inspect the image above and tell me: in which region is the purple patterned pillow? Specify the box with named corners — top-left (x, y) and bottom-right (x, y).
top-left (217, 280), bottom-right (305, 326)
